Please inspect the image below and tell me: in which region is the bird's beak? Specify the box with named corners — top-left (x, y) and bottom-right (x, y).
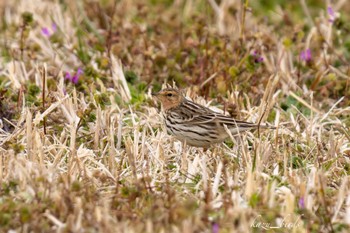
top-left (151, 92), bottom-right (158, 97)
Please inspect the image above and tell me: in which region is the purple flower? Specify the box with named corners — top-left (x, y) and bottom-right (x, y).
top-left (76, 67), bottom-right (83, 76)
top-left (41, 23), bottom-right (57, 37)
top-left (298, 197), bottom-right (305, 209)
top-left (212, 223), bottom-right (219, 233)
top-left (251, 51), bottom-right (264, 63)
top-left (255, 57), bottom-right (264, 63)
top-left (71, 74), bottom-right (79, 84)
top-left (72, 68), bottom-right (83, 84)
top-left (327, 6), bottom-right (335, 23)
top-left (65, 72), bottom-right (72, 81)
top-left (41, 27), bottom-right (50, 37)
top-left (300, 49), bottom-right (312, 62)
top-left (52, 23), bottom-right (57, 32)
top-left (65, 68), bottom-right (83, 85)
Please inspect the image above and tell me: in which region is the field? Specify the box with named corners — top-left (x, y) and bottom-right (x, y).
top-left (1, 0), bottom-right (350, 232)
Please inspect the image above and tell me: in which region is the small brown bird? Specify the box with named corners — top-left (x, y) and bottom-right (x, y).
top-left (153, 88), bottom-right (274, 148)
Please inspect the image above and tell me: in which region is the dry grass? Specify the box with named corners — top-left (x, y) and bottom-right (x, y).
top-left (1, 0), bottom-right (350, 232)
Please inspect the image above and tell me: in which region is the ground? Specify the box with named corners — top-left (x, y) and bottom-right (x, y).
top-left (0, 0), bottom-right (350, 232)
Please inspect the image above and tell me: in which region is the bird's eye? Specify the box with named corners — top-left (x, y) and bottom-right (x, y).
top-left (167, 93), bottom-right (173, 97)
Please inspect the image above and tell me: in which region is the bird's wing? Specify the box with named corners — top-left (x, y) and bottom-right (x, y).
top-left (170, 99), bottom-right (261, 128)
top-left (185, 112), bottom-right (257, 128)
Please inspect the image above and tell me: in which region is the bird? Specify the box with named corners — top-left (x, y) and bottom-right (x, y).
top-left (152, 88), bottom-right (275, 148)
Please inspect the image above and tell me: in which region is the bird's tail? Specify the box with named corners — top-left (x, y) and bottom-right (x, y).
top-left (227, 121), bottom-right (276, 135)
top-left (255, 123), bottom-right (276, 129)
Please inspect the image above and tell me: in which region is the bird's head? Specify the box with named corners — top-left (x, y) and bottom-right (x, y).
top-left (152, 88), bottom-right (184, 111)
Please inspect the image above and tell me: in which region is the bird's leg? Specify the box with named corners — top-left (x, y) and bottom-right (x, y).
top-left (205, 146), bottom-right (214, 159)
top-left (181, 140), bottom-right (188, 177)
top-left (204, 146), bottom-right (217, 169)
top-left (233, 135), bottom-right (242, 148)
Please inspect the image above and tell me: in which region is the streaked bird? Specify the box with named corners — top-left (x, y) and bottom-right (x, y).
top-left (152, 88), bottom-right (274, 148)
